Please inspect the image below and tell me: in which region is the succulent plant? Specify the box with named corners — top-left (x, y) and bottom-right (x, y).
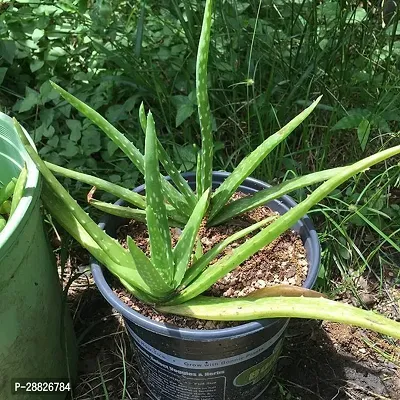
top-left (15, 0), bottom-right (400, 339)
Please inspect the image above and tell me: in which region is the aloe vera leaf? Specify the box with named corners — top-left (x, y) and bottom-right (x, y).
top-left (46, 162), bottom-right (183, 221)
top-left (15, 119), bottom-right (132, 268)
top-left (180, 215), bottom-right (277, 288)
top-left (89, 199), bottom-right (186, 227)
top-left (0, 200), bottom-right (11, 215)
top-left (195, 149), bottom-right (203, 197)
top-left (246, 285), bottom-right (328, 299)
top-left (51, 82), bottom-right (144, 169)
top-left (41, 183), bottom-right (157, 300)
top-left (145, 112), bottom-right (174, 285)
top-left (50, 82), bottom-right (190, 217)
top-left (171, 145), bottom-right (400, 304)
top-left (10, 164), bottom-right (28, 217)
top-left (139, 102), bottom-right (147, 133)
top-left (196, 0), bottom-right (214, 196)
top-left (89, 199), bottom-right (148, 222)
top-left (208, 96), bottom-right (322, 220)
top-left (210, 166), bottom-right (345, 226)
top-left (127, 236), bottom-right (174, 296)
top-left (193, 238), bottom-right (203, 264)
top-left (139, 103), bottom-right (196, 209)
top-left (158, 144), bottom-right (197, 208)
top-left (0, 215), bottom-right (6, 232)
top-left (157, 296), bottom-right (400, 339)
top-left (0, 177), bottom-right (16, 205)
top-left (173, 189), bottom-right (210, 287)
top-left (46, 162), bottom-right (147, 209)
top-left (119, 277), bottom-right (158, 304)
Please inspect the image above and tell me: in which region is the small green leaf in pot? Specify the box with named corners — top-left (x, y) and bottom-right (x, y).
top-left (210, 166), bottom-right (345, 226)
top-left (0, 200), bottom-right (11, 215)
top-left (10, 164), bottom-right (28, 217)
top-left (0, 215), bottom-right (6, 232)
top-left (0, 177), bottom-right (16, 206)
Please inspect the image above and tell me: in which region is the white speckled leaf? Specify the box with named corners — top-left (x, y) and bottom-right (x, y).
top-left (173, 189), bottom-right (210, 287)
top-left (51, 81), bottom-right (145, 172)
top-left (127, 236), bottom-right (173, 297)
top-left (139, 103), bottom-right (196, 210)
top-left (196, 0), bottom-right (214, 196)
top-left (157, 296), bottom-right (400, 339)
top-left (145, 112), bottom-right (174, 285)
top-left (211, 166), bottom-right (345, 225)
top-left (51, 83), bottom-right (189, 219)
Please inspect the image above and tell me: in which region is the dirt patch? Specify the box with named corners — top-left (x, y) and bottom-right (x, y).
top-left (114, 196), bottom-right (308, 329)
top-left (265, 319), bottom-right (400, 400)
top-left (57, 244), bottom-right (399, 400)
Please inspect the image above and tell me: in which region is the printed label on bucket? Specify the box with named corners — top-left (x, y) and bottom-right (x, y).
top-left (127, 323), bottom-right (286, 400)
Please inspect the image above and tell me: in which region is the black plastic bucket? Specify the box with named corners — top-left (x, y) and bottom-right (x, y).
top-left (92, 172), bottom-right (321, 400)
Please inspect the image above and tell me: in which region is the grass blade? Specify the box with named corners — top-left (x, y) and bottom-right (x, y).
top-left (354, 209), bottom-right (400, 253)
top-left (171, 145), bottom-right (400, 304)
top-left (173, 189), bottom-right (210, 287)
top-left (209, 96), bottom-right (322, 220)
top-left (135, 0), bottom-right (146, 58)
top-left (145, 112), bottom-right (174, 285)
top-left (196, 0), bottom-right (214, 196)
top-left (210, 166), bottom-right (345, 225)
top-left (10, 164), bottom-right (27, 217)
top-left (180, 215), bottom-right (277, 288)
top-left (127, 236), bottom-right (173, 297)
top-left (158, 296), bottom-right (400, 339)
top-left (46, 162), bottom-right (147, 209)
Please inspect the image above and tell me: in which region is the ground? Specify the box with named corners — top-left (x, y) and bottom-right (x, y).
top-left (63, 260), bottom-right (399, 400)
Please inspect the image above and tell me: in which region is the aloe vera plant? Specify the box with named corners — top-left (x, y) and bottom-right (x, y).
top-left (15, 0), bottom-right (400, 339)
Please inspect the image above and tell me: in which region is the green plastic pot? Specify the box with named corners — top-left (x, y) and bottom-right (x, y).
top-left (0, 113), bottom-right (77, 400)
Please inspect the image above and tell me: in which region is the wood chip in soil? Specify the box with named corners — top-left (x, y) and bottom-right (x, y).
top-left (114, 193), bottom-right (309, 330)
